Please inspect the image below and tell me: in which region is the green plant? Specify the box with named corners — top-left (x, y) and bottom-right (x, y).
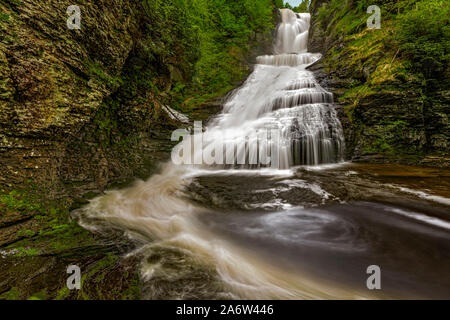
top-left (396, 0), bottom-right (449, 82)
top-left (0, 13), bottom-right (9, 22)
top-left (141, 0), bottom-right (275, 112)
top-left (0, 190), bottom-right (44, 214)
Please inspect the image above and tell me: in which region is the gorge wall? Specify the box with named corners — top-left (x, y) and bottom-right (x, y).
top-left (0, 0), bottom-right (278, 203)
top-left (0, 0), bottom-right (278, 299)
top-left (1, 0), bottom-right (448, 300)
top-left (308, 0), bottom-right (449, 167)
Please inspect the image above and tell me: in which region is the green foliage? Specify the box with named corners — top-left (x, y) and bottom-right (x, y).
top-left (317, 0), bottom-right (449, 84)
top-left (0, 287), bottom-right (21, 300)
top-left (14, 247), bottom-right (41, 257)
top-left (141, 0), bottom-right (276, 111)
top-left (28, 290), bottom-right (47, 300)
top-left (311, 0), bottom-right (449, 160)
top-left (274, 0), bottom-right (285, 8)
top-left (0, 12), bottom-right (9, 22)
top-left (142, 0), bottom-right (199, 69)
top-left (396, 0), bottom-right (449, 82)
top-left (293, 0), bottom-right (309, 12)
top-left (281, 0), bottom-right (309, 11)
top-left (87, 61), bottom-right (124, 89)
top-left (0, 190), bottom-right (44, 215)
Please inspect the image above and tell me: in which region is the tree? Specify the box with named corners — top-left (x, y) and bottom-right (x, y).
top-left (293, 0), bottom-right (309, 12)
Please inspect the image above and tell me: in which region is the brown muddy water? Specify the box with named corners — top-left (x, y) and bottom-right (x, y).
top-left (75, 162), bottom-right (450, 300)
top-left (75, 10), bottom-right (449, 300)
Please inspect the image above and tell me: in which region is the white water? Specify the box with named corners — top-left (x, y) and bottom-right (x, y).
top-left (392, 185), bottom-right (450, 206)
top-left (178, 9), bottom-right (346, 168)
top-left (76, 10), bottom-right (371, 299)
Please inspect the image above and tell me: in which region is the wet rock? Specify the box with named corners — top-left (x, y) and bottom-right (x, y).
top-left (308, 0), bottom-right (449, 168)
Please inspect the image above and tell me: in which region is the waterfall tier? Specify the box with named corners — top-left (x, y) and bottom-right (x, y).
top-left (178, 9), bottom-right (345, 168)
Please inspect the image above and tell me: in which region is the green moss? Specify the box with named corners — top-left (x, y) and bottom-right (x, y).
top-left (86, 61), bottom-right (124, 89)
top-left (56, 287), bottom-right (71, 300)
top-left (0, 187), bottom-right (98, 257)
top-left (120, 273), bottom-right (141, 300)
top-left (69, 255), bottom-right (141, 300)
top-left (360, 119), bottom-right (424, 157)
top-left (88, 254), bottom-right (119, 280)
top-left (17, 229), bottom-right (37, 238)
top-left (43, 223), bottom-right (94, 253)
top-left (0, 190), bottom-right (45, 215)
top-left (0, 287), bottom-right (21, 300)
top-left (0, 13), bottom-right (9, 22)
top-left (311, 0), bottom-right (449, 162)
top-left (14, 247), bottom-right (41, 257)
top-left (27, 290), bottom-right (47, 300)
top-left (139, 0), bottom-right (276, 113)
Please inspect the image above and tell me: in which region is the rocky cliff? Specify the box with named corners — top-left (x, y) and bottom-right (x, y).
top-left (0, 0), bottom-right (277, 201)
top-left (0, 0), bottom-right (277, 299)
top-left (1, 0), bottom-right (171, 199)
top-left (308, 0), bottom-right (449, 167)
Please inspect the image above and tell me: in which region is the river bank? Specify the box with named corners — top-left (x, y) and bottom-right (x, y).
top-left (1, 2), bottom-right (448, 300)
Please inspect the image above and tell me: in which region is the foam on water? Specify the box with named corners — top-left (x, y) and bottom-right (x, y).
top-left (75, 10), bottom-right (373, 300)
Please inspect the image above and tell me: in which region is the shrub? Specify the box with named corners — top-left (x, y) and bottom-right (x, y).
top-left (396, 0), bottom-right (449, 80)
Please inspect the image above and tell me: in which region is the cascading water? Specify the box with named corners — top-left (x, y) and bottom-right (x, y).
top-left (192, 9), bottom-right (345, 168)
top-left (75, 10), bottom-right (374, 300)
top-left (274, 10), bottom-right (310, 54)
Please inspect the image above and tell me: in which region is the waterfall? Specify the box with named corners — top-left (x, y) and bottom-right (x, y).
top-left (73, 9), bottom-right (450, 301)
top-left (182, 9), bottom-right (345, 169)
top-left (76, 9), bottom-right (363, 300)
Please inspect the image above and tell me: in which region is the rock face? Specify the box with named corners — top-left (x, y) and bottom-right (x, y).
top-left (0, 0), bottom-right (277, 300)
top-left (0, 0), bottom-right (276, 201)
top-left (308, 0), bottom-right (449, 167)
top-left (1, 0), bottom-right (156, 197)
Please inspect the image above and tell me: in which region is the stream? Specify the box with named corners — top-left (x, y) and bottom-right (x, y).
top-left (74, 9), bottom-right (450, 300)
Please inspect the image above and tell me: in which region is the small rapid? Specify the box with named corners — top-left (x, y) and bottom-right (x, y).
top-left (74, 9), bottom-right (450, 300)
top-left (75, 9), bottom-right (361, 299)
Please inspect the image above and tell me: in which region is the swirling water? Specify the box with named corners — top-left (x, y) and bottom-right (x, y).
top-left (75, 10), bottom-right (450, 299)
